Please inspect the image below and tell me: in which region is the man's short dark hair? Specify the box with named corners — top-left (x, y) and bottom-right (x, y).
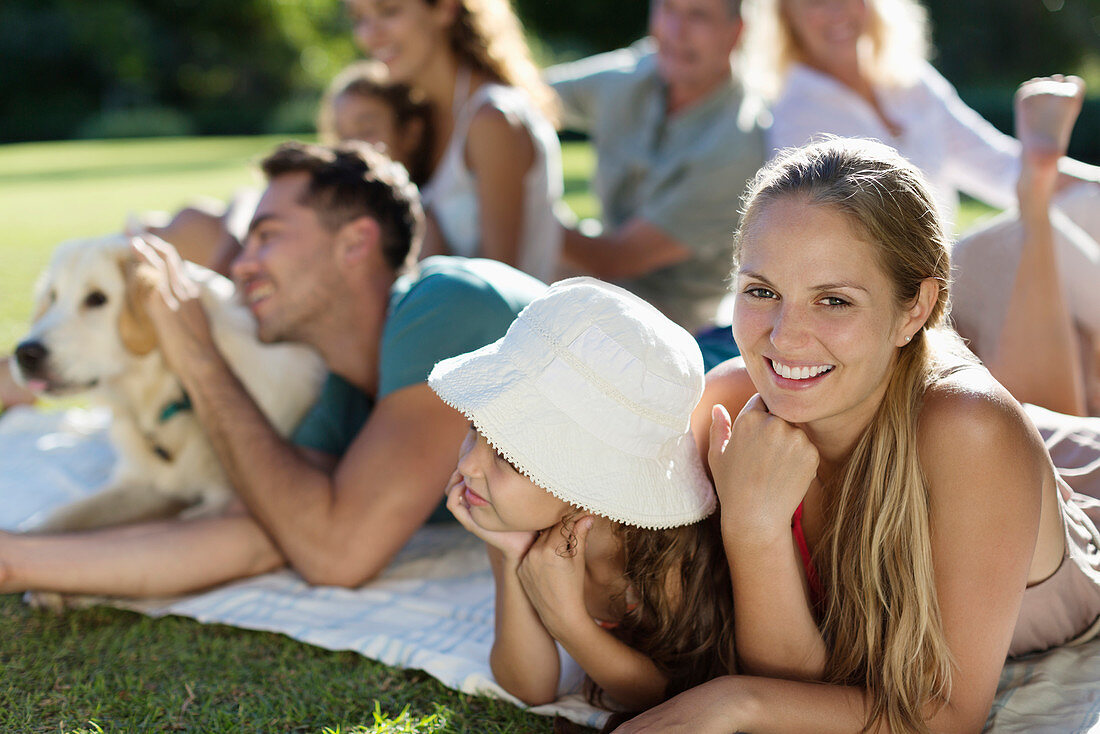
top-left (260, 141), bottom-right (424, 271)
top-left (651, 0), bottom-right (741, 20)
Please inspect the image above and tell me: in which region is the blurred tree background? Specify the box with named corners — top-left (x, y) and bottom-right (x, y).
top-left (2, 0), bottom-right (1098, 159)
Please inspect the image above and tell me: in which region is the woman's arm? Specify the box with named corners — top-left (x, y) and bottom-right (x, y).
top-left (710, 397), bottom-right (827, 679)
top-left (922, 63), bottom-right (1022, 211)
top-left (693, 363), bottom-right (827, 679)
top-left (621, 376), bottom-right (1046, 733)
top-left (417, 211), bottom-right (450, 260)
top-left (465, 104), bottom-right (536, 269)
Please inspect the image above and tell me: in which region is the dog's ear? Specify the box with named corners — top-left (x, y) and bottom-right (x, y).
top-left (117, 257), bottom-right (160, 356)
top-left (30, 292), bottom-right (51, 324)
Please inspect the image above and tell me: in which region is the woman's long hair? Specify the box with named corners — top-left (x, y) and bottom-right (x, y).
top-left (581, 513), bottom-right (735, 708)
top-left (740, 0), bottom-right (930, 100)
top-left (733, 138), bottom-right (969, 733)
top-left (428, 0), bottom-right (558, 125)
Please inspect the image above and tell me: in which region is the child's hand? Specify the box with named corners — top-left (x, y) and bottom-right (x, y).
top-left (445, 471), bottom-right (537, 562)
top-left (709, 395), bottom-right (819, 544)
top-left (517, 515), bottom-right (594, 639)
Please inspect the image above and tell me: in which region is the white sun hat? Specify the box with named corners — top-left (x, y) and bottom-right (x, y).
top-left (428, 277), bottom-right (715, 530)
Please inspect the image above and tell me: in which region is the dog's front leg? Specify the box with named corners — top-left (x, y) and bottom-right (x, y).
top-left (30, 481), bottom-right (189, 533)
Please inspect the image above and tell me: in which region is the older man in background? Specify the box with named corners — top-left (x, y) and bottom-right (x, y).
top-left (547, 0), bottom-right (766, 334)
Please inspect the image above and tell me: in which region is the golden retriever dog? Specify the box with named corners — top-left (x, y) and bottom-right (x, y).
top-left (11, 234), bottom-right (325, 532)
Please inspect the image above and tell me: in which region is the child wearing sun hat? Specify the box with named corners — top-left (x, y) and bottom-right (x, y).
top-left (428, 277), bottom-right (733, 713)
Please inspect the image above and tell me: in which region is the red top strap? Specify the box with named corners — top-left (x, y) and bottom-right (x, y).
top-left (792, 502), bottom-right (825, 608)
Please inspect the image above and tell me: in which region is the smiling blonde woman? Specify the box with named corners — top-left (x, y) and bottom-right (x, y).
top-left (613, 138), bottom-right (1100, 734)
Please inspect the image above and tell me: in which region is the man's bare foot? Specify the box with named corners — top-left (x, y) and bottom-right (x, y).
top-left (1016, 75), bottom-right (1085, 158)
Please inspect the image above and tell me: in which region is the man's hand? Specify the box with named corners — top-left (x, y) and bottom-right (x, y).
top-left (131, 235), bottom-right (221, 380)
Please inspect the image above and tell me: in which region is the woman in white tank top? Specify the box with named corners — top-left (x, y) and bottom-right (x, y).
top-left (346, 0), bottom-right (563, 283)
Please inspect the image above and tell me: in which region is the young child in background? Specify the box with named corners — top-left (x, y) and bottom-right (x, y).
top-left (317, 60), bottom-right (433, 186)
top-left (147, 60), bottom-right (432, 275)
top-left (428, 278), bottom-right (734, 714)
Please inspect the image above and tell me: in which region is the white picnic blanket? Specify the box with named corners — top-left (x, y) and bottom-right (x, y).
top-left (2, 406), bottom-right (1099, 733)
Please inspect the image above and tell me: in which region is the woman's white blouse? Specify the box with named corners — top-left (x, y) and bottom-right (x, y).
top-left (768, 61), bottom-right (1021, 228)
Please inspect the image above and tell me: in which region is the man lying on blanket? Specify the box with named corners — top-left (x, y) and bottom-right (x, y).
top-left (0, 141), bottom-right (545, 598)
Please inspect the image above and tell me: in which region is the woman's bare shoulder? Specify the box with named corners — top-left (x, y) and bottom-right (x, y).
top-left (691, 357), bottom-right (757, 460)
top-left (920, 367), bottom-right (1028, 437)
top-left (918, 366), bottom-right (1048, 497)
top-left (465, 101), bottom-right (536, 174)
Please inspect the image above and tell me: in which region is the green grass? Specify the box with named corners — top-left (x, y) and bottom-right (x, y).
top-left (0, 601), bottom-right (559, 733)
top-left (0, 134), bottom-right (992, 733)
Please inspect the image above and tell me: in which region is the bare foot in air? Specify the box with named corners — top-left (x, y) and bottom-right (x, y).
top-left (1015, 75), bottom-right (1086, 211)
top-left (1016, 75), bottom-right (1085, 157)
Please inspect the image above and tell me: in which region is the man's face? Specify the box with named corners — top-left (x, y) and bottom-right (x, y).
top-left (650, 0), bottom-right (743, 95)
top-left (232, 172), bottom-right (344, 344)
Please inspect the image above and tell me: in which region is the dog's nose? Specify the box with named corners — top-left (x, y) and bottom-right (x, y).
top-left (14, 341), bottom-right (48, 374)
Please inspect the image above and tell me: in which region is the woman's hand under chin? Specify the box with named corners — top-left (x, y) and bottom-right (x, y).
top-left (709, 394), bottom-right (820, 543)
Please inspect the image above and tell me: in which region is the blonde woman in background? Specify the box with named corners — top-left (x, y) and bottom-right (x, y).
top-left (615, 138), bottom-right (1100, 733)
top-left (740, 0), bottom-right (1100, 415)
top-left (348, 0), bottom-right (564, 282)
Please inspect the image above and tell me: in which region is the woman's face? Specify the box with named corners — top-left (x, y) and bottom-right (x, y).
top-left (346, 0), bottom-right (454, 84)
top-left (453, 427), bottom-right (572, 533)
top-left (782, 0), bottom-right (868, 69)
top-left (732, 195), bottom-right (913, 431)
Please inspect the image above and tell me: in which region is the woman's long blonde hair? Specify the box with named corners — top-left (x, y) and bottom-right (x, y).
top-left (740, 0), bottom-right (930, 100)
top-left (428, 0), bottom-right (558, 125)
top-left (733, 138), bottom-right (970, 733)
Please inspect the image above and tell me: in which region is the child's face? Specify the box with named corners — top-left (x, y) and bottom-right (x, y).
top-left (333, 92), bottom-right (402, 153)
top-left (454, 426), bottom-right (572, 533)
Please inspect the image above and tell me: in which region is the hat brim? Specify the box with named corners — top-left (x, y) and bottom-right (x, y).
top-left (429, 323), bottom-right (716, 530)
